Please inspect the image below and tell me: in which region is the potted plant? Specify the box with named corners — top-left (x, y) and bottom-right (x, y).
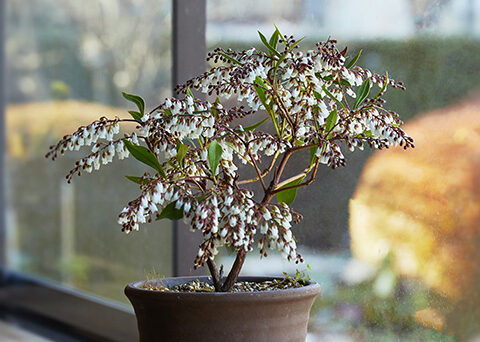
top-left (46, 28), bottom-right (413, 341)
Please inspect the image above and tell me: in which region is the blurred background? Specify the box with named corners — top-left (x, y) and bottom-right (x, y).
top-left (5, 0), bottom-right (480, 341)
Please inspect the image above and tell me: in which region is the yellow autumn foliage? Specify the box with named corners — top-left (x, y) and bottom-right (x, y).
top-left (350, 97), bottom-right (480, 335)
top-left (6, 100), bottom-right (126, 157)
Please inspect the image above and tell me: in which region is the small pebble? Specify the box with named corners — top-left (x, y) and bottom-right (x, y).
top-left (141, 278), bottom-right (305, 293)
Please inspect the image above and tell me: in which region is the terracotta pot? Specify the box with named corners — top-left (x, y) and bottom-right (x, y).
top-left (125, 276), bottom-right (321, 342)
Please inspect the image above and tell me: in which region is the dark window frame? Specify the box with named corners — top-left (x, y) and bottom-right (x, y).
top-left (0, 1), bottom-right (206, 341)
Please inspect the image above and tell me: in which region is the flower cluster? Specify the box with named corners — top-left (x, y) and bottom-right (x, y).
top-left (179, 36), bottom-right (413, 171)
top-left (48, 29), bottom-right (413, 289)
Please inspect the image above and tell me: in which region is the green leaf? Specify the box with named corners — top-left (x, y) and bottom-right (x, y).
top-left (176, 142), bottom-right (189, 167)
top-left (191, 110), bottom-right (209, 115)
top-left (309, 146), bottom-right (317, 167)
top-left (294, 139), bottom-right (305, 146)
top-left (123, 140), bottom-right (166, 178)
top-left (128, 110), bottom-right (142, 122)
top-left (184, 137), bottom-right (197, 148)
top-left (254, 75), bottom-right (267, 88)
top-left (276, 177), bottom-right (305, 205)
top-left (254, 77), bottom-right (280, 135)
top-left (156, 202), bottom-right (184, 221)
top-left (340, 78), bottom-right (352, 88)
top-left (325, 109), bottom-right (338, 133)
top-left (319, 75), bottom-right (352, 88)
top-left (125, 175), bottom-right (152, 185)
top-left (316, 73), bottom-right (334, 81)
top-left (275, 25), bottom-right (288, 47)
top-left (361, 130), bottom-right (373, 138)
top-left (258, 30), bottom-right (281, 57)
top-left (242, 117), bottom-right (269, 132)
top-left (353, 79), bottom-right (371, 110)
top-left (218, 51), bottom-right (242, 65)
top-left (122, 92), bottom-right (145, 115)
top-left (319, 87), bottom-right (346, 110)
top-left (345, 49), bottom-right (362, 69)
top-left (208, 140), bottom-right (223, 179)
top-left (253, 76), bottom-right (270, 110)
top-left (186, 88), bottom-right (194, 98)
top-left (253, 83), bottom-right (267, 105)
top-left (269, 29), bottom-right (280, 51)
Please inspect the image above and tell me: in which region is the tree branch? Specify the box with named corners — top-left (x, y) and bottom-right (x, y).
top-left (221, 249), bottom-right (246, 292)
top-left (207, 258), bottom-right (222, 292)
top-left (248, 152), bottom-right (267, 192)
top-left (273, 91), bottom-right (296, 129)
top-left (272, 159), bottom-right (320, 194)
top-left (237, 151), bottom-right (279, 185)
top-left (290, 143), bottom-right (317, 153)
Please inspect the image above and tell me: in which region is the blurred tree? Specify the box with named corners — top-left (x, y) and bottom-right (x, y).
top-left (7, 0), bottom-right (171, 105)
top-left (58, 0), bottom-right (171, 104)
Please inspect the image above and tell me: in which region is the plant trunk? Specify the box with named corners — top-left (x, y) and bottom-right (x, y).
top-left (221, 249), bottom-right (246, 292)
top-left (206, 258), bottom-right (222, 291)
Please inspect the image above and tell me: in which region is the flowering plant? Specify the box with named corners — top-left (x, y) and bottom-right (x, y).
top-left (47, 29), bottom-right (413, 292)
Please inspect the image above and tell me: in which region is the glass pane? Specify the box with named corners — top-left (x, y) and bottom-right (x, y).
top-left (6, 0), bottom-right (172, 303)
top-left (208, 0), bottom-right (479, 340)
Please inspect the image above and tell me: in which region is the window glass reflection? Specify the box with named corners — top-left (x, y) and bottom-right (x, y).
top-left (6, 0), bottom-right (173, 304)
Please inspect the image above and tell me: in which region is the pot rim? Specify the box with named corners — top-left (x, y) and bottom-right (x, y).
top-left (125, 275), bottom-right (321, 301)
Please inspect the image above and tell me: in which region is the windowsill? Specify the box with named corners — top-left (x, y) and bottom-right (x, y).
top-left (0, 270), bottom-right (138, 342)
top-left (0, 320), bottom-right (50, 342)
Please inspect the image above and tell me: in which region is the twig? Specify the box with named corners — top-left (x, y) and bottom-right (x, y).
top-left (248, 152), bottom-right (267, 192)
top-left (272, 159), bottom-right (320, 194)
top-left (273, 90), bottom-right (296, 129)
top-left (237, 151), bottom-right (279, 185)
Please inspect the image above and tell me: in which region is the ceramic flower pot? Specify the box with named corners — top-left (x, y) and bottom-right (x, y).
top-left (125, 276), bottom-right (321, 342)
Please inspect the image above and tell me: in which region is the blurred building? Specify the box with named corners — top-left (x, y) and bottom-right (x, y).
top-left (207, 0), bottom-right (480, 42)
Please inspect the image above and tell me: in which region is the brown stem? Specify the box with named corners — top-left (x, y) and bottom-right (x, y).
top-left (272, 159), bottom-right (320, 194)
top-left (273, 149), bottom-right (293, 187)
top-left (290, 143), bottom-right (317, 153)
top-left (248, 152), bottom-right (267, 192)
top-left (207, 258), bottom-right (222, 292)
top-left (148, 104), bottom-right (164, 115)
top-left (237, 151), bottom-right (279, 185)
top-left (273, 91), bottom-right (295, 129)
top-left (221, 249), bottom-right (246, 292)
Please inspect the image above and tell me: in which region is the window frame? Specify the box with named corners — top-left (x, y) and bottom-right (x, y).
top-left (0, 1), bottom-right (206, 341)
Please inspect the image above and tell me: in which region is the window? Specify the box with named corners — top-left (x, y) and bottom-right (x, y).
top-left (6, 0), bottom-right (173, 303)
top-left (0, 1), bottom-right (206, 340)
top-left (1, 0), bottom-right (479, 341)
